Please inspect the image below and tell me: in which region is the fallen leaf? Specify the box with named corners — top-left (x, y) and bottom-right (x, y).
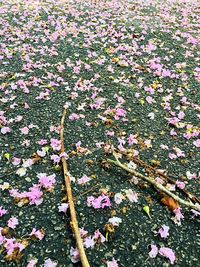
top-left (4, 153), bottom-right (10, 161)
top-left (161, 196), bottom-right (179, 211)
top-left (143, 205), bottom-right (151, 219)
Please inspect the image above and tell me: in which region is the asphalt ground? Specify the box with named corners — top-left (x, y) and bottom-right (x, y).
top-left (0, 1), bottom-right (199, 266)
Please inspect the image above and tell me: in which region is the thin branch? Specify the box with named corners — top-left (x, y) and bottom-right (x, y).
top-left (107, 156), bottom-right (200, 212)
top-left (79, 184), bottom-right (100, 197)
top-left (130, 156), bottom-right (200, 204)
top-left (60, 108), bottom-right (90, 267)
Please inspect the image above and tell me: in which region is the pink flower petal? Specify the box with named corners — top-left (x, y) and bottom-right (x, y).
top-left (1, 126), bottom-right (11, 134)
top-left (106, 258), bottom-right (119, 267)
top-left (159, 247), bottom-right (176, 264)
top-left (7, 217), bottom-right (19, 229)
top-left (20, 127), bottom-right (29, 135)
top-left (158, 225), bottom-right (169, 239)
top-left (193, 139), bottom-right (200, 148)
top-left (149, 244), bottom-right (158, 258)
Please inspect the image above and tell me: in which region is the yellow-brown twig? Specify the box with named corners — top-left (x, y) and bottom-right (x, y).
top-left (60, 108), bottom-right (90, 267)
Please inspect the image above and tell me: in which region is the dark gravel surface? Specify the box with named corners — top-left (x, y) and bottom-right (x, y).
top-left (0, 0), bottom-right (200, 266)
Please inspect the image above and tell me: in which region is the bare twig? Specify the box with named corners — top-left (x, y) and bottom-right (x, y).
top-left (79, 184), bottom-right (100, 197)
top-left (0, 170), bottom-right (16, 179)
top-left (130, 156), bottom-right (200, 204)
top-left (60, 108), bottom-right (90, 267)
top-left (107, 155), bottom-right (200, 212)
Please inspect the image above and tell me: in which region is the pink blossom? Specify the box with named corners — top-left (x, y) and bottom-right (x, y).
top-left (135, 92), bottom-right (140, 98)
top-left (27, 259), bottom-right (38, 267)
top-left (191, 209), bottom-right (200, 217)
top-left (162, 69), bottom-right (171, 77)
top-left (170, 129), bottom-right (177, 136)
top-left (77, 175), bottom-right (91, 185)
top-left (108, 216), bottom-right (122, 226)
top-left (115, 108), bottom-right (126, 119)
top-left (178, 111), bottom-right (185, 120)
top-left (174, 147), bottom-right (185, 157)
top-left (187, 36), bottom-right (198, 45)
top-left (83, 236), bottom-right (95, 248)
top-left (4, 238), bottom-right (24, 255)
top-left (167, 117), bottom-right (180, 126)
top-left (125, 189), bottom-right (138, 202)
top-left (175, 180), bottom-right (185, 189)
top-left (51, 154), bottom-right (61, 164)
top-left (114, 193), bottom-right (124, 204)
top-left (106, 131), bottom-right (115, 137)
top-left (69, 92), bottom-right (78, 99)
top-left (69, 113), bottom-right (80, 121)
top-left (73, 66), bottom-right (80, 74)
top-left (159, 247), bottom-right (176, 264)
top-left (168, 153), bottom-right (177, 159)
top-left (70, 247), bottom-right (80, 263)
top-left (57, 64), bottom-right (65, 72)
top-left (0, 206), bottom-right (8, 217)
top-left (172, 208), bottom-right (184, 225)
top-left (26, 185), bottom-right (43, 205)
top-left (38, 139), bottom-right (48, 145)
top-left (128, 134), bottom-right (138, 145)
top-left (117, 138), bottom-right (126, 151)
top-left (193, 139), bottom-right (200, 148)
top-left (160, 144), bottom-right (169, 150)
top-left (12, 157), bottom-right (21, 166)
top-left (186, 171), bottom-right (197, 180)
top-left (60, 152), bottom-right (68, 159)
top-left (7, 217), bottom-right (19, 229)
top-left (133, 149), bottom-right (139, 157)
top-left (15, 115), bottom-right (23, 122)
top-left (166, 183), bottom-right (176, 191)
top-left (87, 194), bottom-right (111, 209)
top-left (149, 244), bottom-right (158, 258)
top-left (20, 126), bottom-right (29, 135)
top-left (24, 103), bottom-right (30, 109)
top-left (30, 228), bottom-right (44, 240)
top-left (37, 149), bottom-right (46, 157)
top-left (43, 258), bottom-right (57, 267)
top-left (1, 126), bottom-right (11, 134)
top-left (58, 203), bottom-right (69, 213)
top-left (79, 228), bottom-right (88, 237)
top-left (84, 63), bottom-right (91, 71)
top-left (158, 225), bottom-right (169, 239)
top-left (106, 258), bottom-right (119, 267)
top-left (50, 138), bottom-right (61, 151)
top-left (50, 126), bottom-right (61, 133)
top-left (37, 173), bottom-right (56, 189)
top-left (22, 159), bottom-right (34, 168)
top-left (93, 229), bottom-right (106, 243)
top-left (146, 96), bottom-right (155, 104)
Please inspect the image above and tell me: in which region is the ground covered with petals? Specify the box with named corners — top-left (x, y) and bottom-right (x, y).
top-left (0, 0), bottom-right (199, 266)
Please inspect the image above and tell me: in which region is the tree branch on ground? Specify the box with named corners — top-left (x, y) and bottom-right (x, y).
top-left (107, 152), bottom-right (200, 213)
top-left (60, 107), bottom-right (90, 267)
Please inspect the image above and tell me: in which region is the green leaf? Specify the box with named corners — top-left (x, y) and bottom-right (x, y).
top-left (44, 146), bottom-right (50, 153)
top-left (4, 153), bottom-right (10, 161)
top-left (143, 205), bottom-right (151, 219)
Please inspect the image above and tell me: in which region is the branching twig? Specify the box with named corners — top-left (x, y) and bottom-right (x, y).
top-left (60, 108), bottom-right (90, 267)
top-left (130, 156), bottom-right (200, 204)
top-left (107, 155), bottom-right (200, 212)
top-left (79, 184), bottom-right (100, 197)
